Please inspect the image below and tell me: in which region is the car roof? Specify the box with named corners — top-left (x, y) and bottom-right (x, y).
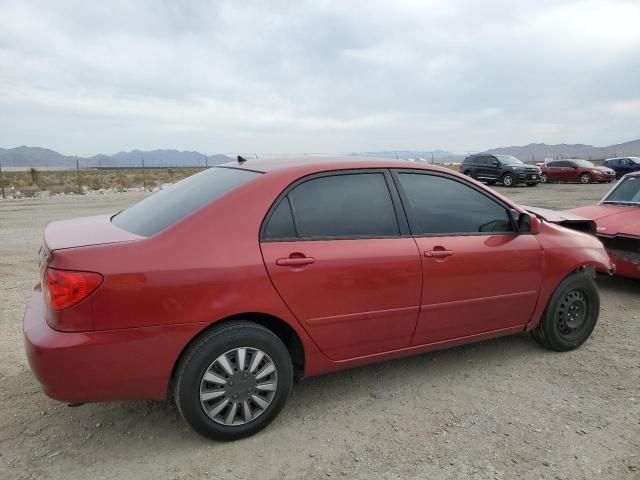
top-left (218, 155), bottom-right (455, 175)
top-left (606, 156), bottom-right (640, 160)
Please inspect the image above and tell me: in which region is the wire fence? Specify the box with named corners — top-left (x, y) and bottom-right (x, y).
top-left (1, 150), bottom-right (640, 199)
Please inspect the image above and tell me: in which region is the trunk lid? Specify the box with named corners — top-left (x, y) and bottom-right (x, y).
top-left (44, 214), bottom-right (143, 252)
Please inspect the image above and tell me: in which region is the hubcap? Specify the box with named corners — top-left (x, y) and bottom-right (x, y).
top-left (556, 290), bottom-right (588, 339)
top-left (581, 174), bottom-right (590, 184)
top-left (200, 347), bottom-right (277, 426)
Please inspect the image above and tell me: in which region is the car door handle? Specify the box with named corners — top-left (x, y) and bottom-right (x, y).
top-left (276, 256), bottom-right (315, 266)
top-left (425, 249), bottom-right (454, 258)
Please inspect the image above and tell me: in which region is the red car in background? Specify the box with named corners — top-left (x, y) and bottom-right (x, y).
top-left (24, 157), bottom-right (613, 441)
top-left (568, 172), bottom-right (640, 279)
top-left (539, 159), bottom-right (615, 184)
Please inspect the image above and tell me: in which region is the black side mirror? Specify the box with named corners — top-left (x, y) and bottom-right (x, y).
top-left (492, 161), bottom-right (500, 167)
top-left (518, 213), bottom-right (532, 232)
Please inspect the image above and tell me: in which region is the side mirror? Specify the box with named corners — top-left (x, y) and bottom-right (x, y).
top-left (516, 212), bottom-right (540, 234)
top-left (492, 161), bottom-right (500, 167)
top-left (571, 165), bottom-right (578, 169)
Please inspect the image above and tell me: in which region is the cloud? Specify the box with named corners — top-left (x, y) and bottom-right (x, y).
top-left (0, 0), bottom-right (639, 153)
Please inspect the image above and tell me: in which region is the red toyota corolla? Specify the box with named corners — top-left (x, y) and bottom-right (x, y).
top-left (24, 157), bottom-right (613, 440)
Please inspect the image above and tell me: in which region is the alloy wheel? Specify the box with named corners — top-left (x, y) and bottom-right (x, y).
top-left (540, 173), bottom-right (548, 183)
top-left (580, 174), bottom-right (591, 184)
top-left (199, 347), bottom-right (278, 426)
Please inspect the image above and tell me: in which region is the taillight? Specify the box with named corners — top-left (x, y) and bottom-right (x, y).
top-left (43, 268), bottom-right (103, 311)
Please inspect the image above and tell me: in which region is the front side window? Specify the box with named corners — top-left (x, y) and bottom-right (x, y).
top-left (287, 173), bottom-right (400, 239)
top-left (494, 155), bottom-right (523, 165)
top-left (396, 172), bottom-right (514, 235)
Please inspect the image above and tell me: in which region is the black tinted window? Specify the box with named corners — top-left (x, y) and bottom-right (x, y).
top-left (397, 173), bottom-right (514, 235)
top-left (263, 198), bottom-right (296, 240)
top-left (112, 167), bottom-right (260, 236)
top-left (290, 173), bottom-right (399, 238)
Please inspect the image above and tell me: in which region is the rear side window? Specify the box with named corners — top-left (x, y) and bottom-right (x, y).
top-left (112, 167), bottom-right (261, 236)
top-left (263, 198), bottom-right (297, 240)
top-left (396, 172), bottom-right (514, 235)
top-left (287, 173), bottom-right (399, 239)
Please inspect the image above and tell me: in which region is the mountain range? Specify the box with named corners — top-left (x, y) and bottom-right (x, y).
top-left (0, 147), bottom-right (231, 168)
top-left (1, 138), bottom-right (639, 168)
top-left (483, 138), bottom-right (640, 161)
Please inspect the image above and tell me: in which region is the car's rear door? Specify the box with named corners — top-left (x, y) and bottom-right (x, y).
top-left (391, 170), bottom-right (544, 345)
top-left (260, 170), bottom-right (422, 361)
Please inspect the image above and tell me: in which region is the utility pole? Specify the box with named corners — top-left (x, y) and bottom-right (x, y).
top-left (431, 152), bottom-right (434, 164)
top-left (141, 154), bottom-right (147, 191)
top-left (205, 154), bottom-right (208, 168)
top-left (0, 158), bottom-right (5, 199)
top-left (76, 155), bottom-right (82, 194)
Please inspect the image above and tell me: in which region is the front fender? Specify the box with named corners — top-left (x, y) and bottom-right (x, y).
top-left (525, 222), bottom-right (613, 331)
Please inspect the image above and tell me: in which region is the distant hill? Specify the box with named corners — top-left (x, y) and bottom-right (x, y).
top-left (350, 150), bottom-right (454, 162)
top-left (483, 139), bottom-right (640, 161)
top-left (0, 147), bottom-right (232, 168)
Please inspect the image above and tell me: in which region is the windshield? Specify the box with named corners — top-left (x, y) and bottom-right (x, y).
top-left (495, 155), bottom-right (523, 165)
top-left (603, 177), bottom-right (640, 205)
top-left (572, 159), bottom-right (595, 168)
top-left (112, 167), bottom-right (261, 236)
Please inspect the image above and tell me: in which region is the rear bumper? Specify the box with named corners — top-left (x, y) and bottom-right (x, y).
top-left (23, 285), bottom-right (207, 403)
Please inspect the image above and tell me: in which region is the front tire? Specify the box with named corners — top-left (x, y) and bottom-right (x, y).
top-left (502, 173), bottom-right (514, 187)
top-left (531, 271), bottom-right (599, 351)
top-left (174, 321), bottom-right (293, 441)
top-left (540, 173), bottom-right (548, 183)
top-left (580, 173), bottom-right (592, 184)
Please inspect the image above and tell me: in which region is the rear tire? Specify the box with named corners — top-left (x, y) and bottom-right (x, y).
top-left (174, 321), bottom-right (293, 441)
top-left (531, 271), bottom-right (599, 352)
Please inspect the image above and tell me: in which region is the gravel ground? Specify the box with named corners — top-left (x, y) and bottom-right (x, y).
top-left (1, 183), bottom-right (639, 480)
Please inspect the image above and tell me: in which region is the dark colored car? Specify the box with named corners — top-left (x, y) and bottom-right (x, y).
top-left (539, 159), bottom-right (615, 184)
top-left (24, 156), bottom-right (612, 441)
top-left (603, 157), bottom-right (640, 179)
top-left (460, 154), bottom-right (541, 187)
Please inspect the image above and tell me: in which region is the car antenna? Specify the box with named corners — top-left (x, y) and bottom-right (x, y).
top-left (237, 155), bottom-right (248, 164)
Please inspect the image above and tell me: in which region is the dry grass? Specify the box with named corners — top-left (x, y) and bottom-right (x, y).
top-left (0, 167), bottom-right (204, 197)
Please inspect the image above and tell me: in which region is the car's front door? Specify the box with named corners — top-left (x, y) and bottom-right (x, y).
top-left (392, 170), bottom-right (544, 345)
top-left (260, 170), bottom-right (422, 361)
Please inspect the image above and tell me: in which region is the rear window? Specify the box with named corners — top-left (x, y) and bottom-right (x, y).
top-left (112, 167), bottom-right (261, 236)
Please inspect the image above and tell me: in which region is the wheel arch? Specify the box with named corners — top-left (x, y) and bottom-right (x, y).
top-left (168, 312), bottom-right (306, 398)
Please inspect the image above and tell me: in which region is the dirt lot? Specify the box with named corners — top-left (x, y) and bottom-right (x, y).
top-left (1, 183), bottom-right (639, 480)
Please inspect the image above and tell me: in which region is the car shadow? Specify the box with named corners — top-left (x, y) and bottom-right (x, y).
top-left (18, 331), bottom-right (546, 450)
top-left (596, 273), bottom-right (640, 295)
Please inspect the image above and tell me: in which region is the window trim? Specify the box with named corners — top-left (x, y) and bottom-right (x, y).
top-left (390, 169), bottom-right (519, 237)
top-left (259, 169), bottom-right (410, 242)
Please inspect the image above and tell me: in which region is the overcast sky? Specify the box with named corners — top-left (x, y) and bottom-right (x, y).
top-left (1, 0), bottom-right (639, 154)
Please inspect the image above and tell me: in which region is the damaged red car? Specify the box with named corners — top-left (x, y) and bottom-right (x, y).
top-left (24, 157), bottom-right (613, 441)
top-left (568, 172), bottom-right (640, 279)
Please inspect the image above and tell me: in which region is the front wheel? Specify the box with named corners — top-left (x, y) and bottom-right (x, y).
top-left (174, 321), bottom-right (293, 441)
top-left (502, 173), bottom-right (514, 187)
top-left (580, 173), bottom-right (592, 184)
top-left (531, 271), bottom-right (599, 351)
top-left (540, 173), bottom-right (548, 183)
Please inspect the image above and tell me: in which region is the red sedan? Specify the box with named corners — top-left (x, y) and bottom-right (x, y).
top-left (568, 172), bottom-right (640, 279)
top-left (539, 159), bottom-right (615, 184)
top-left (24, 157), bottom-right (613, 440)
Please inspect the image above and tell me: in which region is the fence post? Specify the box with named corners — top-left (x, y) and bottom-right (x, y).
top-left (141, 154), bottom-right (147, 191)
top-left (0, 158), bottom-right (5, 199)
top-left (76, 155), bottom-right (82, 194)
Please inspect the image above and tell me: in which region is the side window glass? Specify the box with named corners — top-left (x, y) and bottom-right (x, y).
top-left (397, 173), bottom-right (514, 235)
top-left (263, 197), bottom-right (296, 240)
top-left (290, 173), bottom-right (400, 238)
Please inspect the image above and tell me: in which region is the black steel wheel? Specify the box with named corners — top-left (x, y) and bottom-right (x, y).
top-left (531, 271), bottom-right (599, 351)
